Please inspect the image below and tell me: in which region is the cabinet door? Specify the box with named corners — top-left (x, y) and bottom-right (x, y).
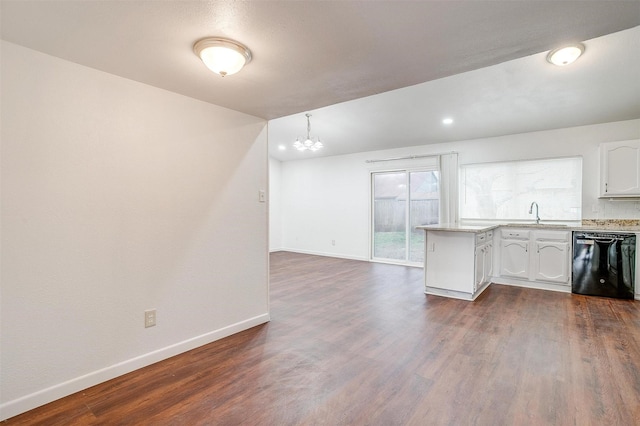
top-left (484, 242), bottom-right (493, 282)
top-left (601, 140), bottom-right (640, 196)
top-left (500, 240), bottom-right (529, 279)
top-left (474, 245), bottom-right (484, 291)
top-left (534, 241), bottom-right (569, 283)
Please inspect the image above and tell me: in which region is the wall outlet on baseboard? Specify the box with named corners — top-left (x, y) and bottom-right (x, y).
top-left (144, 309), bottom-right (156, 328)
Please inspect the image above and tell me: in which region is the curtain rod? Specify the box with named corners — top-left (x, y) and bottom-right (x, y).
top-left (365, 151), bottom-right (457, 164)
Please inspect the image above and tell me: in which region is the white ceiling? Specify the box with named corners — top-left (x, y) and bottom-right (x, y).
top-left (1, 1), bottom-right (639, 161)
top-left (270, 26), bottom-right (640, 161)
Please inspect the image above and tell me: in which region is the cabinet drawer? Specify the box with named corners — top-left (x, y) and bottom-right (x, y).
top-left (535, 230), bottom-right (570, 242)
top-left (501, 229), bottom-right (530, 240)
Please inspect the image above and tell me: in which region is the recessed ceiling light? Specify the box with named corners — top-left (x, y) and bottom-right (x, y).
top-left (278, 144), bottom-right (286, 151)
top-left (442, 118), bottom-right (454, 125)
top-left (193, 37), bottom-right (252, 77)
top-left (546, 43), bottom-right (585, 66)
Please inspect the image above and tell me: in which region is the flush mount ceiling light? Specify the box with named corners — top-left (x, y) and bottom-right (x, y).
top-left (293, 113), bottom-right (323, 152)
top-left (442, 117), bottom-right (454, 125)
top-left (546, 43), bottom-right (585, 66)
top-left (193, 37), bottom-right (252, 77)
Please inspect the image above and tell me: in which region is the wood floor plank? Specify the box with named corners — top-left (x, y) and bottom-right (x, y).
top-left (5, 251), bottom-right (640, 425)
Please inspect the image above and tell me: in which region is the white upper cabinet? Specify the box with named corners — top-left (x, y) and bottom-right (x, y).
top-left (600, 140), bottom-right (640, 197)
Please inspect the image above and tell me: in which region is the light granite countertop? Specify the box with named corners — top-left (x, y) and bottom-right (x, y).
top-left (418, 220), bottom-right (640, 233)
top-left (579, 219), bottom-right (640, 232)
top-left (575, 225), bottom-right (640, 232)
top-left (416, 223), bottom-right (499, 233)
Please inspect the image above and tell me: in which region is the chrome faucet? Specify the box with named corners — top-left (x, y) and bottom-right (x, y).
top-left (529, 201), bottom-right (540, 224)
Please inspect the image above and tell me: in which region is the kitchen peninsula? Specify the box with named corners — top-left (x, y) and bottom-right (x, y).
top-left (418, 223), bottom-right (497, 301)
top-left (418, 221), bottom-right (640, 302)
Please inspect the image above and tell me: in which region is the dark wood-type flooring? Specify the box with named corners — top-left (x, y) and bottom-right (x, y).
top-left (5, 251), bottom-right (640, 425)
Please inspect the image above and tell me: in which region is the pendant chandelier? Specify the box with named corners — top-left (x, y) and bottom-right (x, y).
top-left (293, 113), bottom-right (323, 152)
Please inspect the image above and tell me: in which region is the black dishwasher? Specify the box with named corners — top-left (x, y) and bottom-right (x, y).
top-left (572, 232), bottom-right (636, 299)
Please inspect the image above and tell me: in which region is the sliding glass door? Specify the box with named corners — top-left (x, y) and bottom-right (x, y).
top-left (372, 172), bottom-right (407, 261)
top-left (372, 170), bottom-right (440, 265)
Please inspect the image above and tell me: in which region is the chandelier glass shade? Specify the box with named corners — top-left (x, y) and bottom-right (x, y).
top-left (293, 113), bottom-right (323, 152)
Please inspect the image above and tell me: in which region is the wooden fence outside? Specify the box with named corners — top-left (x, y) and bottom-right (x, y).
top-left (374, 199), bottom-right (439, 232)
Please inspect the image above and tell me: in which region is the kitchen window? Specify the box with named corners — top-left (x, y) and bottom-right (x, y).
top-left (459, 156), bottom-right (582, 222)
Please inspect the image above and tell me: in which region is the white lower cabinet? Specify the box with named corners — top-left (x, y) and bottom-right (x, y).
top-left (497, 228), bottom-right (571, 290)
top-left (484, 239), bottom-right (493, 280)
top-left (422, 226), bottom-right (572, 301)
top-left (475, 236), bottom-right (494, 291)
top-left (425, 229), bottom-right (493, 300)
top-left (534, 241), bottom-right (570, 283)
top-left (500, 239), bottom-right (529, 279)
top-left (474, 246), bottom-right (484, 291)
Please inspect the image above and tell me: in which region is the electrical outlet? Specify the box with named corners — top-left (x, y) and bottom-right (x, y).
top-left (144, 309), bottom-right (156, 328)
top-left (332, 240), bottom-right (335, 246)
top-left (258, 190), bottom-right (266, 203)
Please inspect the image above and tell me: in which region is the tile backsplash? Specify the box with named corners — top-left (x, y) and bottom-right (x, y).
top-left (588, 199), bottom-right (640, 220)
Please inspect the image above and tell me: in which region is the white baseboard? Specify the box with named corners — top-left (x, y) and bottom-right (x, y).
top-left (0, 313), bottom-right (270, 421)
top-left (425, 281), bottom-right (490, 301)
top-left (278, 247), bottom-right (368, 262)
top-left (491, 278), bottom-right (571, 293)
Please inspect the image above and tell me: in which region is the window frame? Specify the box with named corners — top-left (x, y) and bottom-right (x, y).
top-left (458, 156), bottom-right (583, 224)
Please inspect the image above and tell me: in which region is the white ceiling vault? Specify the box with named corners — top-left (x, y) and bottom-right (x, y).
top-left (270, 26), bottom-right (640, 161)
top-left (1, 1), bottom-right (639, 161)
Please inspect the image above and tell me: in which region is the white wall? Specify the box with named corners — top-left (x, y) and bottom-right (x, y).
top-left (269, 157), bottom-right (282, 251)
top-left (0, 42), bottom-right (269, 419)
top-left (280, 154), bottom-right (375, 260)
top-left (272, 119), bottom-right (640, 260)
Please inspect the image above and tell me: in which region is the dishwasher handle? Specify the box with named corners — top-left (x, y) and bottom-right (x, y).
top-left (575, 234), bottom-right (627, 242)
top-left (591, 238), bottom-right (617, 244)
